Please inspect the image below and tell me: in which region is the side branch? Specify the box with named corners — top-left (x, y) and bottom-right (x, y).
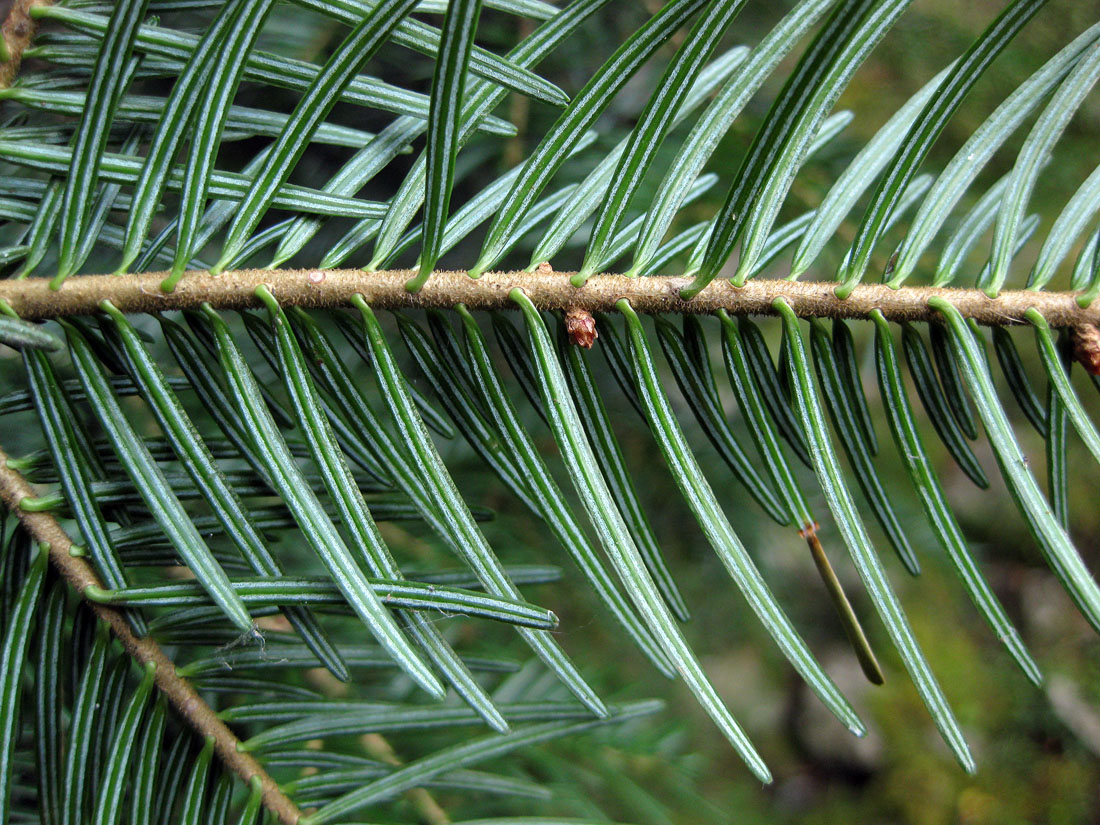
top-left (2, 269), bottom-right (1098, 327)
top-left (0, 0), bottom-right (51, 88)
top-left (0, 446), bottom-right (302, 825)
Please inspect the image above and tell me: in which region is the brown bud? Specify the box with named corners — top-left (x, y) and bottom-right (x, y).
top-left (565, 309), bottom-right (597, 349)
top-left (536, 261), bottom-right (553, 274)
top-left (796, 521), bottom-right (821, 540)
top-left (1071, 324), bottom-right (1100, 375)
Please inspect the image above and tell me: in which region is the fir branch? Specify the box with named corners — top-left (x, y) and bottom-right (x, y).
top-left (0, 444), bottom-right (304, 825)
top-left (2, 268), bottom-right (1098, 328)
top-left (0, 0), bottom-right (51, 89)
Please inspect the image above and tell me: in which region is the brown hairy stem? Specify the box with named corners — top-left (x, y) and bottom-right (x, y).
top-left (0, 446), bottom-right (302, 825)
top-left (1, 269), bottom-right (1097, 328)
top-left (1, 0), bottom-right (51, 88)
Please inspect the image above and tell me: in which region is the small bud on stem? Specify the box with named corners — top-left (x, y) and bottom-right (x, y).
top-left (565, 308), bottom-right (598, 348)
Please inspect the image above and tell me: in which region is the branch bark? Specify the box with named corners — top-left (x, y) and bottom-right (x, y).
top-left (0, 446), bottom-right (303, 825)
top-left (2, 269), bottom-right (1098, 328)
top-left (0, 0), bottom-right (50, 89)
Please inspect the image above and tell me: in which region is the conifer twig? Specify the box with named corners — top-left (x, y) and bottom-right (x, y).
top-left (0, 445), bottom-right (303, 825)
top-left (1, 269), bottom-right (1098, 328)
top-left (0, 0), bottom-right (51, 88)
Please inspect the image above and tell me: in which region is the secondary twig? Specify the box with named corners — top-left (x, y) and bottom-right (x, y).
top-left (0, 0), bottom-right (51, 89)
top-left (0, 445), bottom-right (303, 825)
top-left (2, 269), bottom-right (1098, 328)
